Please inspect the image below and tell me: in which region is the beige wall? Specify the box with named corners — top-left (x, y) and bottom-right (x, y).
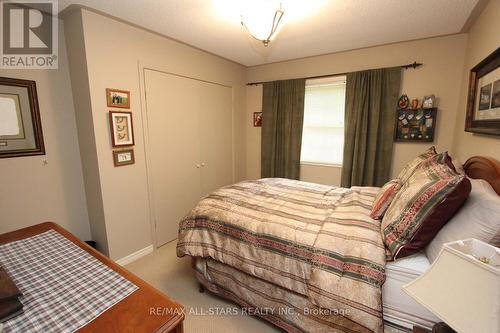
top-left (246, 34), bottom-right (468, 184)
top-left (0, 21), bottom-right (91, 240)
top-left (452, 0), bottom-right (500, 162)
top-left (64, 10), bottom-right (109, 254)
top-left (64, 8), bottom-right (247, 260)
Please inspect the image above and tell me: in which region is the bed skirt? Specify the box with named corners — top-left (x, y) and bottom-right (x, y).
top-left (193, 257), bottom-right (378, 333)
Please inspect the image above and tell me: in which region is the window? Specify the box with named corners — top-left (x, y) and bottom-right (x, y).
top-left (300, 75), bottom-right (346, 165)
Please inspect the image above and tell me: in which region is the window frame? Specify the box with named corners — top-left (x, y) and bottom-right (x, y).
top-left (300, 75), bottom-right (346, 167)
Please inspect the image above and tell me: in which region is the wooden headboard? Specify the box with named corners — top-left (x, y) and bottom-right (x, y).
top-left (463, 156), bottom-right (500, 195)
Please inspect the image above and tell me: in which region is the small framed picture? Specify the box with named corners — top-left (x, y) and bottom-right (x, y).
top-left (492, 79), bottom-right (500, 109)
top-left (109, 111), bottom-right (134, 147)
top-left (113, 149), bottom-right (135, 167)
top-left (253, 112), bottom-right (262, 127)
top-left (479, 83), bottom-right (492, 110)
top-left (422, 95), bottom-right (435, 109)
top-left (106, 88), bottom-right (130, 109)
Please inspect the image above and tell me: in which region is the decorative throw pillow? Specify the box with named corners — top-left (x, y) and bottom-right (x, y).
top-left (370, 179), bottom-right (402, 220)
top-left (396, 146), bottom-right (437, 183)
top-left (382, 153), bottom-right (472, 260)
top-left (425, 178), bottom-right (500, 263)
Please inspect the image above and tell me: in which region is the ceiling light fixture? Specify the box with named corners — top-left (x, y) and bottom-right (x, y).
top-left (240, 2), bottom-right (284, 47)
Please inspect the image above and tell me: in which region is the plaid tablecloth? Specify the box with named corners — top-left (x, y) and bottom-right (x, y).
top-left (0, 230), bottom-right (138, 333)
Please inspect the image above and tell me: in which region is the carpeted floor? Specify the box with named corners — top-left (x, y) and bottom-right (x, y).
top-left (125, 240), bottom-right (409, 333)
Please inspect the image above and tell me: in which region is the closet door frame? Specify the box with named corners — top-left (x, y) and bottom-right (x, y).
top-left (138, 61), bottom-right (235, 249)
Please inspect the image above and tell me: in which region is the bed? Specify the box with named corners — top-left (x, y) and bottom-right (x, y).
top-left (0, 222), bottom-right (184, 333)
top-left (177, 155), bottom-right (500, 333)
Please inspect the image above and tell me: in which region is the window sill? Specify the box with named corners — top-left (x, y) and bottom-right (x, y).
top-left (300, 162), bottom-right (342, 168)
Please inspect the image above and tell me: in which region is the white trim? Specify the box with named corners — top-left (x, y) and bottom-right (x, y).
top-left (116, 245), bottom-right (154, 266)
top-left (138, 61), bottom-right (158, 249)
top-left (306, 75), bottom-right (347, 86)
top-left (300, 161), bottom-right (342, 168)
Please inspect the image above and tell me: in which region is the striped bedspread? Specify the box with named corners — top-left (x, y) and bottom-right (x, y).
top-left (177, 178), bottom-right (386, 333)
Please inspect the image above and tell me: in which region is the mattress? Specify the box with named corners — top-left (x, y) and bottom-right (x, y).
top-left (382, 252), bottom-right (440, 329)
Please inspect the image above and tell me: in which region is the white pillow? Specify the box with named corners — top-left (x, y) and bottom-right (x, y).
top-left (451, 158), bottom-right (465, 175)
top-left (425, 178), bottom-right (500, 263)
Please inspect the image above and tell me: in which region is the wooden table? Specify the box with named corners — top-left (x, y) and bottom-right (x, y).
top-left (0, 222), bottom-right (184, 333)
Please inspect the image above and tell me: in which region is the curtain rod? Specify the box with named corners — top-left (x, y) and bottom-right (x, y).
top-left (246, 61), bottom-right (423, 86)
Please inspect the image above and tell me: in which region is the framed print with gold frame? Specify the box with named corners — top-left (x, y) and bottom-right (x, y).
top-left (106, 88), bottom-right (130, 109)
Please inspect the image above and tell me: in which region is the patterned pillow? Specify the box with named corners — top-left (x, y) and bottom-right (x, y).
top-left (382, 153), bottom-right (471, 260)
top-left (397, 146), bottom-right (437, 183)
top-left (370, 179), bottom-right (402, 220)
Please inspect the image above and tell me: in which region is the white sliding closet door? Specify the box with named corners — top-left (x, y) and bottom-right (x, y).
top-left (145, 70), bottom-right (202, 246)
top-left (198, 80), bottom-right (233, 196)
top-left (144, 69), bottom-right (233, 246)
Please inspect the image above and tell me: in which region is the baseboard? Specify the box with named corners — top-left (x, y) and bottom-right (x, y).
top-left (116, 245), bottom-right (154, 266)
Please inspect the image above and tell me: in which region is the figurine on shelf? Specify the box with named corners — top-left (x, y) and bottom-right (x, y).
top-left (398, 94), bottom-right (410, 109)
top-left (411, 98), bottom-right (419, 109)
top-left (422, 95), bottom-right (436, 109)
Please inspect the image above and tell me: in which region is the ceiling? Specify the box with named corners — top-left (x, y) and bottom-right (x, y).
top-left (58, 0), bottom-right (480, 67)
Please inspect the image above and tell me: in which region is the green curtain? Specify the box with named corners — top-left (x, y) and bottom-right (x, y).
top-left (261, 79), bottom-right (306, 179)
top-left (341, 67), bottom-right (402, 187)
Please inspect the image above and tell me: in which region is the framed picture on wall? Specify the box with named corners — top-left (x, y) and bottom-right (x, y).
top-left (0, 77), bottom-right (45, 158)
top-left (109, 111), bottom-right (134, 147)
top-left (113, 149), bottom-right (135, 167)
top-left (465, 47), bottom-right (500, 136)
top-left (253, 112), bottom-right (262, 127)
top-left (106, 88), bottom-right (130, 109)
